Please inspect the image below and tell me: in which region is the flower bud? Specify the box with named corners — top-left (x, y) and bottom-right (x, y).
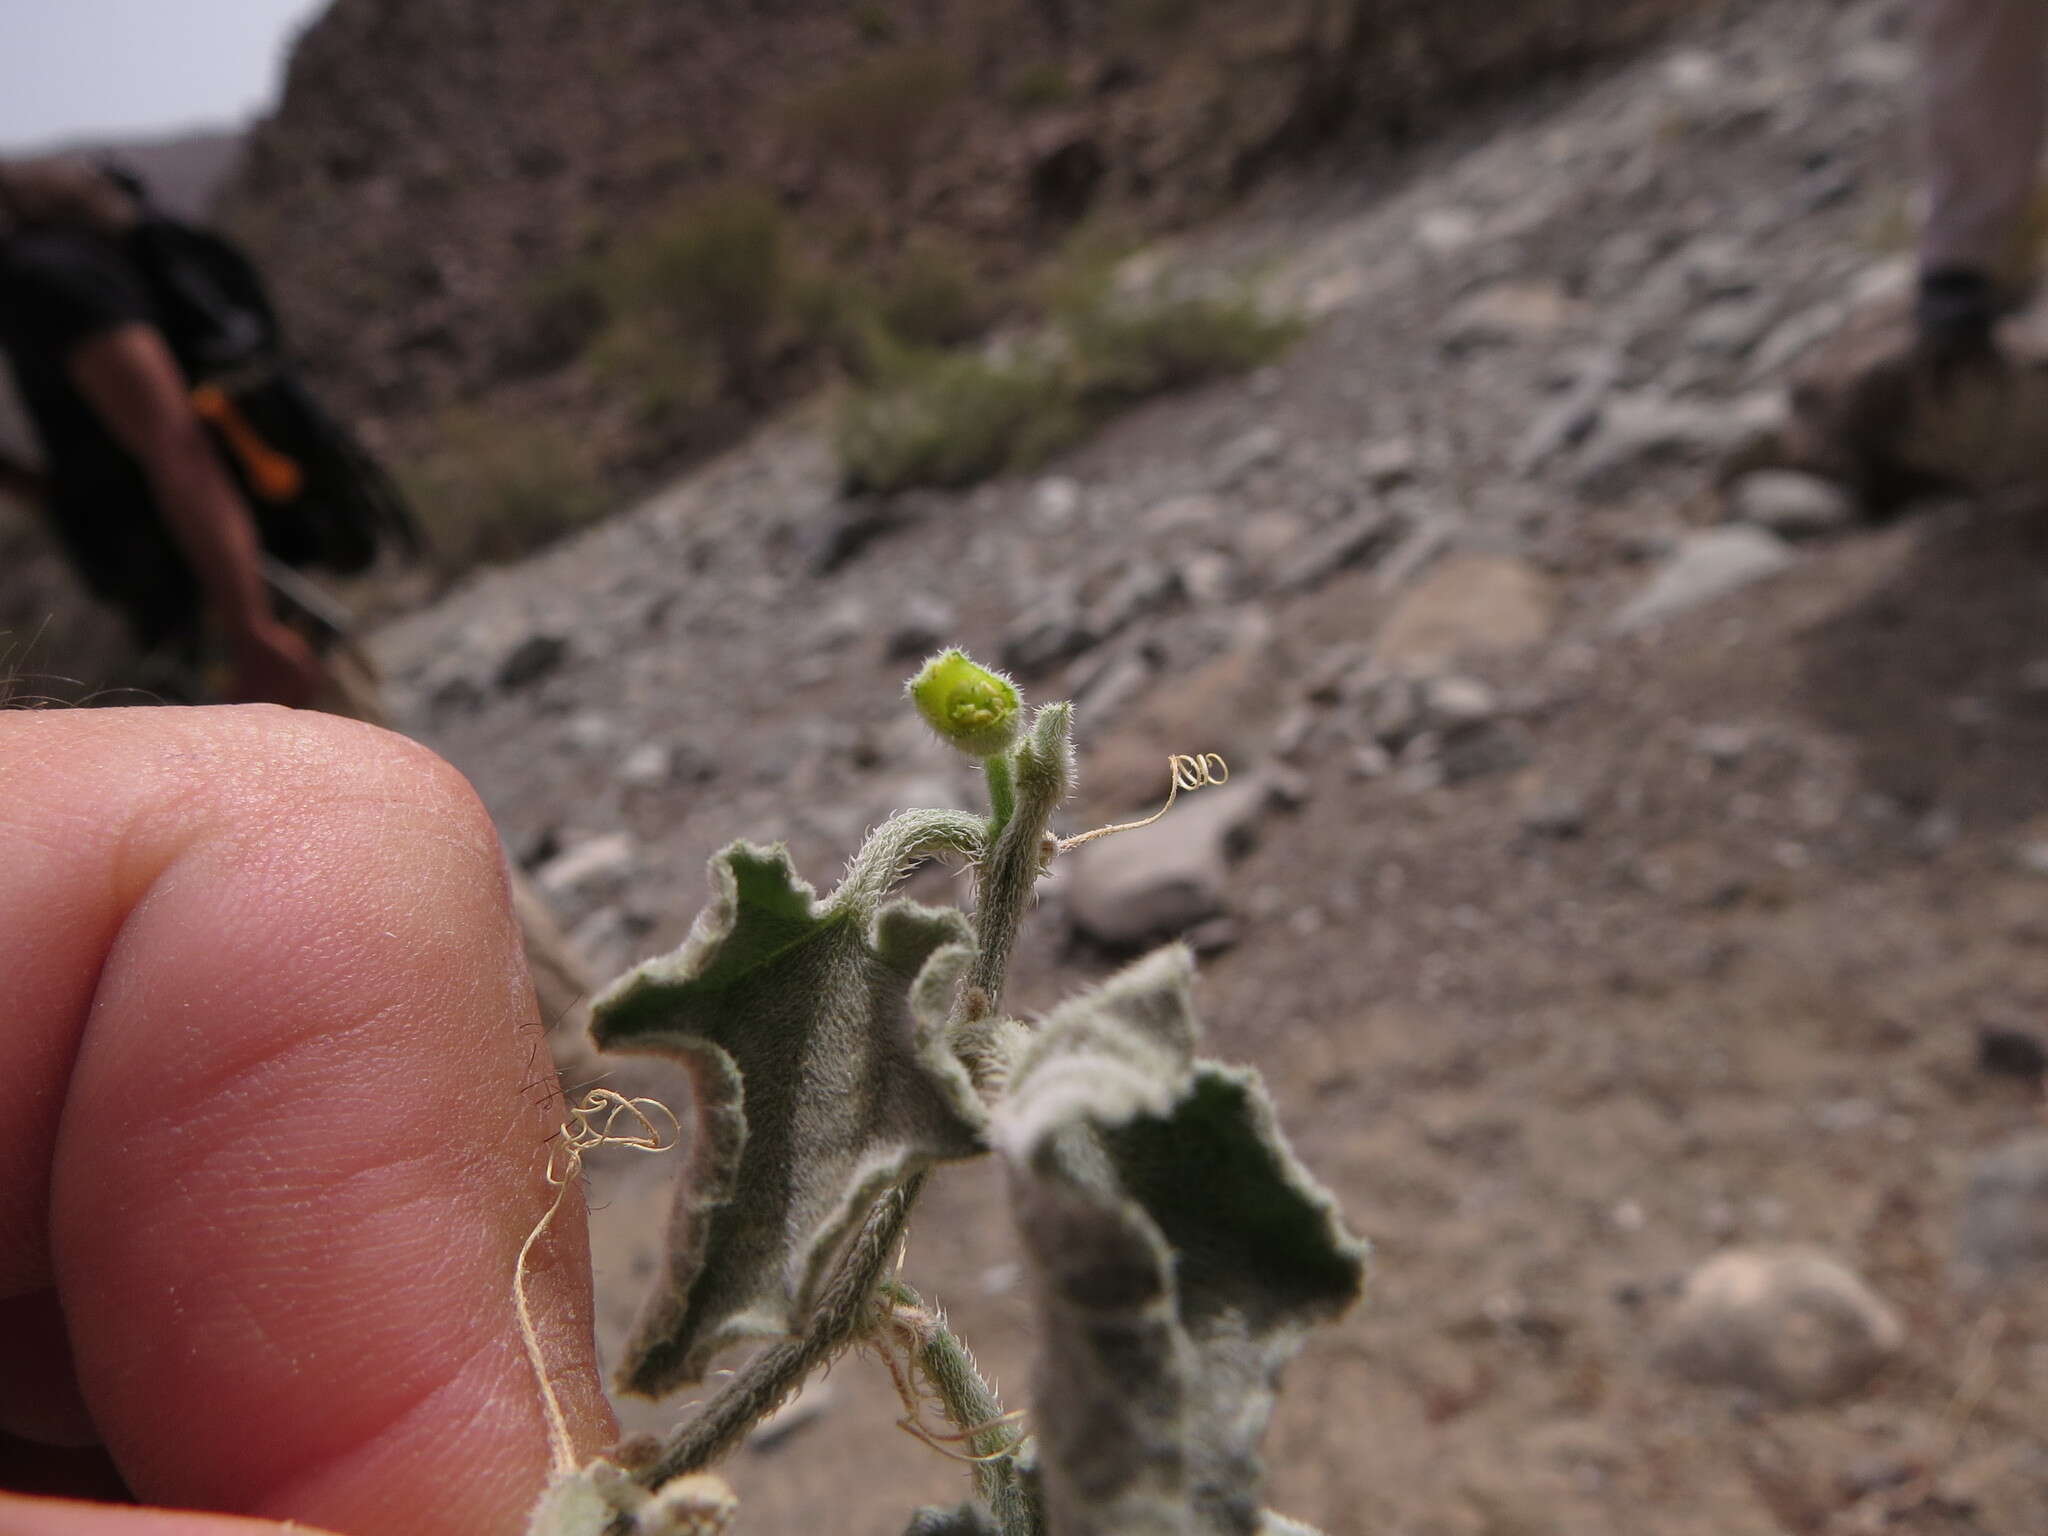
top-left (907, 648), bottom-right (1023, 758)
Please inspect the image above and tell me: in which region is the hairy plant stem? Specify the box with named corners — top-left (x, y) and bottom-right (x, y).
top-left (884, 1280), bottom-right (1044, 1535)
top-left (627, 1174), bottom-right (925, 1505)
top-left (625, 709), bottom-right (1070, 1513)
top-left (982, 752), bottom-right (1016, 836)
top-left (958, 705), bottom-right (1071, 1024)
top-left (839, 807), bottom-right (989, 905)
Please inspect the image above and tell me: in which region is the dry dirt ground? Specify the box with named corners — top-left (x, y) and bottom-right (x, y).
top-left (354, 0), bottom-right (2048, 1531)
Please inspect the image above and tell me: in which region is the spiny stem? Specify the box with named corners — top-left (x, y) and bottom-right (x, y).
top-left (884, 1281), bottom-right (1044, 1535)
top-left (633, 1175), bottom-right (924, 1491)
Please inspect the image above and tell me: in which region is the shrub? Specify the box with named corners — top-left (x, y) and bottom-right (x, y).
top-left (835, 345), bottom-right (1085, 493)
top-left (613, 185), bottom-right (791, 397)
top-left (402, 409), bottom-right (605, 571)
top-left (833, 269), bottom-right (1300, 494)
top-left (1060, 279), bottom-right (1303, 401)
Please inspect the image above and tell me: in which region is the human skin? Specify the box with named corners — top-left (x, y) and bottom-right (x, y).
top-left (0, 707), bottom-right (616, 1534)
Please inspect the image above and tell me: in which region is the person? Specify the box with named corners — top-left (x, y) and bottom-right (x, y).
top-left (0, 159), bottom-right (326, 707)
top-left (0, 706), bottom-right (615, 1534)
top-left (0, 157), bottom-right (600, 1044)
top-left (1912, 0), bottom-right (2044, 376)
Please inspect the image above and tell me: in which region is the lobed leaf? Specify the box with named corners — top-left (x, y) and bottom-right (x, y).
top-left (996, 947), bottom-right (1368, 1536)
top-left (592, 838), bottom-right (989, 1394)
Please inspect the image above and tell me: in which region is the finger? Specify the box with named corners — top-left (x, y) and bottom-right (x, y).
top-left (0, 707), bottom-right (615, 1535)
top-left (0, 1489), bottom-right (344, 1535)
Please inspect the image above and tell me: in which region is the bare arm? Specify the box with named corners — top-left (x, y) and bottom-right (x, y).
top-left (64, 325), bottom-right (324, 704)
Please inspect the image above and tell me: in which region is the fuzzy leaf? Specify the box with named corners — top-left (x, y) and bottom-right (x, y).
top-left (592, 838), bottom-right (989, 1394)
top-left (996, 947), bottom-right (1368, 1536)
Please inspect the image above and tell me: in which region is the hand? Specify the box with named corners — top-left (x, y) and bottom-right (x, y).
top-left (223, 619), bottom-right (329, 709)
top-left (0, 707), bottom-right (616, 1535)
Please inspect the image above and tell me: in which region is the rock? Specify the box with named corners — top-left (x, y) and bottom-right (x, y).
top-left (496, 632), bottom-right (569, 690)
top-left (536, 832), bottom-right (638, 899)
top-left (1958, 1133), bottom-right (2048, 1280)
top-left (885, 594), bottom-right (958, 660)
top-left (1975, 1025), bottom-right (2048, 1082)
top-left (617, 743), bottom-right (673, 789)
top-left (562, 712), bottom-right (618, 752)
top-left (2008, 840), bottom-right (2048, 879)
top-left (1727, 469), bottom-right (1856, 539)
top-left (1140, 493), bottom-right (1225, 536)
top-left (1421, 674), bottom-right (1497, 728)
top-left (1066, 648), bottom-right (1154, 722)
top-left (1687, 297), bottom-right (1777, 360)
top-left (1033, 476), bottom-right (1081, 528)
top-left (1358, 437), bottom-right (1419, 490)
top-left (1271, 504), bottom-right (1399, 591)
top-left (1438, 722), bottom-right (1530, 784)
top-left (1657, 1247), bottom-right (1903, 1404)
top-left (1001, 588), bottom-right (1096, 675)
top-left (1441, 279), bottom-right (1577, 351)
top-left (1065, 776), bottom-right (1272, 949)
top-left (1176, 548), bottom-right (1239, 605)
top-left (1348, 743), bottom-right (1392, 779)
top-left (1415, 207), bottom-right (1482, 255)
top-left (1611, 527), bottom-right (1795, 633)
top-left (1513, 352), bottom-right (1619, 471)
top-left (1376, 555), bottom-right (1556, 670)
top-left (1521, 789), bottom-right (1588, 838)
top-left (808, 594), bottom-right (871, 650)
top-left (1574, 391), bottom-right (1786, 498)
top-left (804, 499), bottom-right (905, 575)
top-left (1087, 560), bottom-right (1181, 639)
top-left (1236, 508), bottom-right (1311, 564)
top-left (1270, 706), bottom-right (1317, 763)
top-left (1212, 424), bottom-right (1286, 487)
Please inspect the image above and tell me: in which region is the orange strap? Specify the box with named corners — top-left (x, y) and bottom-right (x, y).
top-left (190, 382), bottom-right (304, 503)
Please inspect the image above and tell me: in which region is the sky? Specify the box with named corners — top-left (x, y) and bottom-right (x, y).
top-left (0, 0), bottom-right (331, 150)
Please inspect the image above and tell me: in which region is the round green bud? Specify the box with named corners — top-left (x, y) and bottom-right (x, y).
top-left (907, 648), bottom-right (1023, 758)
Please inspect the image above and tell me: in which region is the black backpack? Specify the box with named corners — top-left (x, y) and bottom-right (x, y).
top-left (106, 165), bottom-right (424, 577)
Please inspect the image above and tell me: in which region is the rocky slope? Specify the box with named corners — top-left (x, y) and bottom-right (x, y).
top-left (219, 0), bottom-right (1722, 482)
top-left (371, 0), bottom-right (2048, 1531)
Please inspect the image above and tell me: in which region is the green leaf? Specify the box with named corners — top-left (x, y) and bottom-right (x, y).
top-left (592, 838), bottom-right (990, 1394)
top-left (996, 947), bottom-right (1368, 1536)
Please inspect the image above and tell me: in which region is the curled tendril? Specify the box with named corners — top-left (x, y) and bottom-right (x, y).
top-left (545, 1087), bottom-right (683, 1185)
top-left (521, 1088), bottom-right (682, 1474)
top-left (1057, 752), bottom-right (1229, 852)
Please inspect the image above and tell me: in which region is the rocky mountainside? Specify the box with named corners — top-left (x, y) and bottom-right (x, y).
top-left (220, 0), bottom-right (1721, 483)
top-left (369, 0), bottom-right (2048, 1530)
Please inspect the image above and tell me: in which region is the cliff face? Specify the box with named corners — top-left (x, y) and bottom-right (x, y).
top-left (220, 0), bottom-right (1714, 480)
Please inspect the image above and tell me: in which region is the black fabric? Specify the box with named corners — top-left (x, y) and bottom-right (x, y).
top-left (0, 227), bottom-right (199, 646)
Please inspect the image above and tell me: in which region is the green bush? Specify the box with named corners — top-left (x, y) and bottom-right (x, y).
top-left (835, 346), bottom-right (1085, 493)
top-left (404, 409), bottom-right (606, 571)
top-left (607, 185), bottom-right (792, 398)
top-left (834, 272), bottom-right (1300, 494)
top-left (1060, 280), bottom-right (1303, 401)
